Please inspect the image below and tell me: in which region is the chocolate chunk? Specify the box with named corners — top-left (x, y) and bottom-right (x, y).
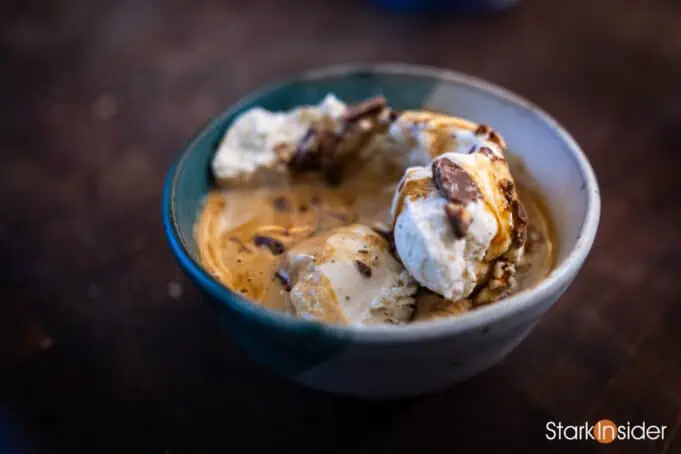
top-left (512, 199), bottom-right (528, 225)
top-left (341, 96), bottom-right (387, 122)
top-left (273, 197), bottom-right (290, 212)
top-left (298, 204), bottom-right (309, 213)
top-left (432, 158), bottom-right (481, 204)
top-left (274, 270), bottom-right (292, 291)
top-left (253, 235), bottom-right (285, 255)
top-left (290, 128), bottom-right (323, 171)
top-left (474, 124), bottom-right (490, 136)
top-left (511, 200), bottom-right (528, 247)
top-left (322, 163), bottom-right (343, 186)
top-left (317, 129), bottom-right (340, 164)
top-left (289, 126), bottom-right (345, 184)
top-left (488, 131), bottom-right (503, 147)
top-left (354, 260), bottom-right (372, 278)
top-left (444, 202), bottom-right (473, 238)
top-left (498, 180), bottom-right (515, 204)
top-left (478, 146), bottom-right (501, 161)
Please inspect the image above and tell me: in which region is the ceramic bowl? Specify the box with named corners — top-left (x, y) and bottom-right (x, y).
top-left (162, 63), bottom-right (600, 398)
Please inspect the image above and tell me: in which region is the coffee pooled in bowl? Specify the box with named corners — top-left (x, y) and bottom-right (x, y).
top-left (196, 95), bottom-right (555, 326)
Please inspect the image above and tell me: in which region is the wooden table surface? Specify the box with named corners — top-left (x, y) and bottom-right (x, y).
top-left (2, 0), bottom-right (681, 452)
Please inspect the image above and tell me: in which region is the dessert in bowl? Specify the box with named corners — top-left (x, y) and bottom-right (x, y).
top-left (163, 64), bottom-right (600, 398)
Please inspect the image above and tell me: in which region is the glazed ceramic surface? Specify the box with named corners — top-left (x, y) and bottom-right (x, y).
top-left (162, 63), bottom-right (600, 398)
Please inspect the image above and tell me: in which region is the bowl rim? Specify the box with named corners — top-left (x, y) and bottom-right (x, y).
top-left (162, 62), bottom-right (601, 343)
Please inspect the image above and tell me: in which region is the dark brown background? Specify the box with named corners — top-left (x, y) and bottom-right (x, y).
top-left (2, 0), bottom-right (681, 452)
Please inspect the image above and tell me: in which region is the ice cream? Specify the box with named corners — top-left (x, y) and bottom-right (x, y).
top-left (383, 110), bottom-right (506, 167)
top-left (281, 224), bottom-right (417, 325)
top-left (205, 94), bottom-right (536, 324)
top-left (212, 94), bottom-right (347, 187)
top-left (390, 113), bottom-right (527, 303)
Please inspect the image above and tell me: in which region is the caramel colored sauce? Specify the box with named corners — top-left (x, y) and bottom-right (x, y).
top-left (391, 176), bottom-right (433, 230)
top-left (196, 157), bottom-right (556, 322)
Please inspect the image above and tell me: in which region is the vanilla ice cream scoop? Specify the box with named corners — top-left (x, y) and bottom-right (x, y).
top-left (281, 224), bottom-right (417, 325)
top-left (212, 94), bottom-right (347, 187)
top-left (390, 114), bottom-right (528, 302)
top-left (382, 111), bottom-right (527, 258)
top-left (391, 161), bottom-right (497, 301)
top-left (384, 110), bottom-right (507, 167)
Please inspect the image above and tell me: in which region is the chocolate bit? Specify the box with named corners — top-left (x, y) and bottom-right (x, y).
top-left (298, 204), bottom-right (309, 213)
top-left (253, 235), bottom-right (285, 255)
top-left (511, 200), bottom-right (528, 247)
top-left (498, 180), bottom-right (515, 204)
top-left (354, 259), bottom-right (372, 278)
top-left (513, 226), bottom-right (528, 249)
top-left (444, 202), bottom-right (472, 238)
top-left (341, 96), bottom-right (388, 122)
top-left (474, 124), bottom-right (490, 136)
top-left (290, 128), bottom-right (323, 171)
top-left (322, 163), bottom-right (343, 186)
top-left (290, 126), bottom-right (345, 184)
top-left (317, 129), bottom-right (341, 163)
top-left (432, 158), bottom-right (481, 204)
top-left (488, 131), bottom-right (503, 147)
top-left (274, 270), bottom-right (292, 291)
top-left (478, 146), bottom-right (501, 161)
top-left (512, 199), bottom-right (528, 225)
top-left (273, 197), bottom-right (290, 212)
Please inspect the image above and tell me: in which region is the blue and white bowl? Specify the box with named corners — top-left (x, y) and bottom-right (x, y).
top-left (162, 63), bottom-right (600, 398)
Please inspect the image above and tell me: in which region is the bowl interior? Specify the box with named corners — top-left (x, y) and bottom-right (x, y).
top-left (165, 64), bottom-right (598, 335)
top-left (170, 70), bottom-right (436, 261)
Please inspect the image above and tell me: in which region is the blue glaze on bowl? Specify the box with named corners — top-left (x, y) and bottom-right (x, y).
top-left (163, 63), bottom-right (600, 397)
top-left (162, 69), bottom-right (438, 376)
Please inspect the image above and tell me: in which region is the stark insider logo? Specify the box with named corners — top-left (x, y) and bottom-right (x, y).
top-left (546, 420), bottom-right (668, 444)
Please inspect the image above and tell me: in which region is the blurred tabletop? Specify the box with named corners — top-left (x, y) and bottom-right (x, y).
top-left (2, 0), bottom-right (681, 453)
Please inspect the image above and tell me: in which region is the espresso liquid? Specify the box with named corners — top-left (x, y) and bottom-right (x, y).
top-left (196, 161), bottom-right (556, 320)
